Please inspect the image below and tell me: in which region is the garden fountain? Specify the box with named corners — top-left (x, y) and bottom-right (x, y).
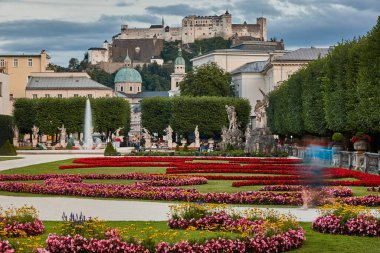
top-left (82, 98), bottom-right (93, 150)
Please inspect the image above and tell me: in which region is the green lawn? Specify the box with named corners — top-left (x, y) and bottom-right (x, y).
top-left (0, 156), bottom-right (22, 162)
top-left (5, 221), bottom-right (380, 253)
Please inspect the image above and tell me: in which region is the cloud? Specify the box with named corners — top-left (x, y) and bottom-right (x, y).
top-left (266, 3), bottom-right (378, 47)
top-left (115, 1), bottom-right (132, 7)
top-left (146, 4), bottom-right (209, 16)
top-left (232, 0), bottom-right (282, 18)
top-left (284, 0), bottom-right (380, 11)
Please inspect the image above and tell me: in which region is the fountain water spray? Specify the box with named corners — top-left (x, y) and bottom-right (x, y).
top-left (82, 98), bottom-right (93, 150)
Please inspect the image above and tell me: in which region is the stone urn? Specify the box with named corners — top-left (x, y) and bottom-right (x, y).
top-left (353, 140), bottom-right (368, 152)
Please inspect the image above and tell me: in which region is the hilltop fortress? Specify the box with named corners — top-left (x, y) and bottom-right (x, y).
top-left (88, 11), bottom-right (267, 69)
top-left (117, 11), bottom-right (267, 43)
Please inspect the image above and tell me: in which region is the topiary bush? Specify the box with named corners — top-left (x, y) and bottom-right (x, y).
top-left (104, 142), bottom-right (119, 156)
top-left (0, 140), bottom-right (17, 156)
top-left (332, 132), bottom-right (344, 142)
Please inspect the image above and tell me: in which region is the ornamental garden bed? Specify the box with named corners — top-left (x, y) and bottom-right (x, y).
top-left (0, 157), bottom-right (379, 206)
top-left (312, 203), bottom-right (380, 237)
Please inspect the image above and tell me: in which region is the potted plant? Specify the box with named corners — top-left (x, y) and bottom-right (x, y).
top-left (351, 132), bottom-right (371, 151)
top-left (331, 132), bottom-right (344, 153)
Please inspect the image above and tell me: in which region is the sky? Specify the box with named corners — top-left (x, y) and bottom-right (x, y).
top-left (0, 0), bottom-right (378, 66)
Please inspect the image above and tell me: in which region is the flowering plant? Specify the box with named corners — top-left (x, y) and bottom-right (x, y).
top-left (350, 132), bottom-right (372, 143)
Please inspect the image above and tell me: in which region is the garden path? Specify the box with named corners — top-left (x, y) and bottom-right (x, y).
top-left (0, 196), bottom-right (320, 221)
top-left (0, 154), bottom-right (100, 171)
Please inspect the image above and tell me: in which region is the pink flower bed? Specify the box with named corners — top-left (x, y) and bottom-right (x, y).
top-left (313, 214), bottom-right (380, 236)
top-left (259, 185), bottom-right (353, 198)
top-left (0, 240), bottom-right (14, 253)
top-left (1, 219), bottom-right (45, 237)
top-left (44, 210), bottom-right (305, 253)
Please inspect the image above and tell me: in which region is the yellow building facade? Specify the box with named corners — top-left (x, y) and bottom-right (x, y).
top-left (0, 50), bottom-right (52, 99)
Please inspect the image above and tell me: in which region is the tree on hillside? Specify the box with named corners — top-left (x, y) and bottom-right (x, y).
top-left (180, 62), bottom-right (234, 97)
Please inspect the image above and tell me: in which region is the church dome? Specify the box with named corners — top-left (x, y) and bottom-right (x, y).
top-left (174, 48), bottom-right (185, 66)
top-left (114, 67), bottom-right (142, 83)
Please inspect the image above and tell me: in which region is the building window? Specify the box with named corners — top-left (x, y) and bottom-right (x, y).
top-left (28, 58), bottom-right (33, 67)
top-left (106, 94), bottom-right (110, 97)
top-left (120, 86), bottom-right (124, 92)
top-left (57, 94), bottom-right (62, 98)
top-left (0, 82), bottom-right (2, 97)
top-left (138, 87), bottom-right (140, 92)
top-left (45, 94), bottom-right (50, 98)
top-left (87, 94), bottom-right (92, 98)
top-left (33, 94), bottom-right (37, 99)
top-left (9, 94), bottom-right (13, 101)
top-left (74, 94), bottom-right (79, 97)
top-left (0, 59), bottom-right (4, 67)
top-left (13, 59), bottom-right (18, 68)
top-left (176, 81), bottom-right (179, 87)
top-left (130, 86), bottom-right (132, 91)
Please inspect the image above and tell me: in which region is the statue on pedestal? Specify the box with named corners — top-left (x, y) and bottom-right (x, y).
top-left (244, 127), bottom-right (251, 152)
top-left (254, 89), bottom-right (269, 129)
top-left (225, 105), bottom-right (238, 130)
top-left (194, 125), bottom-right (200, 148)
top-left (31, 125), bottom-right (39, 148)
top-left (166, 125), bottom-right (173, 148)
top-left (142, 128), bottom-right (152, 148)
top-left (13, 126), bottom-right (19, 147)
top-left (58, 124), bottom-right (67, 148)
top-left (114, 127), bottom-right (124, 137)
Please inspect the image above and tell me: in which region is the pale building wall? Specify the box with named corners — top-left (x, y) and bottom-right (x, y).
top-left (115, 82), bottom-right (142, 94)
top-left (265, 63), bottom-right (306, 92)
top-left (88, 49), bottom-right (108, 65)
top-left (0, 51), bottom-right (51, 99)
top-left (192, 51), bottom-right (270, 72)
top-left (170, 73), bottom-right (184, 90)
top-left (25, 89), bottom-right (113, 99)
top-left (232, 72), bottom-right (266, 117)
top-left (0, 73), bottom-right (11, 115)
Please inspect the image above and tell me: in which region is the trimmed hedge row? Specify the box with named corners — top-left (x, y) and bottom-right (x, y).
top-left (141, 96), bottom-right (251, 138)
top-left (13, 97), bottom-right (130, 136)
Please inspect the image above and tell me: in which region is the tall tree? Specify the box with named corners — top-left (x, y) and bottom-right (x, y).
top-left (180, 62), bottom-right (233, 97)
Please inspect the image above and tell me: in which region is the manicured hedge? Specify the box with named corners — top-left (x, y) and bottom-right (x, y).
top-left (141, 96), bottom-right (251, 138)
top-left (13, 97), bottom-right (130, 136)
top-left (0, 115), bottom-right (13, 146)
top-left (267, 17), bottom-right (380, 138)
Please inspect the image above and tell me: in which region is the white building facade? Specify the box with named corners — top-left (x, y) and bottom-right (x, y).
top-left (0, 73), bottom-right (11, 115)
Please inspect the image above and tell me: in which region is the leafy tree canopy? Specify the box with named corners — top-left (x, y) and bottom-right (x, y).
top-left (180, 62), bottom-right (234, 97)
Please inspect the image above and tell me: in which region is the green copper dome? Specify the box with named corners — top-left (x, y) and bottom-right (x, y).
top-left (174, 48), bottom-right (185, 66)
top-left (114, 67), bottom-right (142, 83)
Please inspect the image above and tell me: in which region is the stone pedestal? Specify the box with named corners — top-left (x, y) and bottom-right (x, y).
top-left (13, 138), bottom-right (19, 147)
top-left (145, 139), bottom-right (152, 149)
top-left (46, 141), bottom-right (52, 148)
top-left (60, 140), bottom-right (67, 148)
top-left (32, 139), bottom-right (38, 148)
top-left (208, 138), bottom-right (214, 150)
top-left (354, 151), bottom-right (365, 170)
top-left (181, 138), bottom-right (187, 147)
top-left (168, 139), bottom-right (173, 149)
top-left (195, 138), bottom-right (200, 148)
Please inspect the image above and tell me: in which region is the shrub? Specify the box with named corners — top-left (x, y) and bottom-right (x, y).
top-left (0, 115), bottom-right (13, 147)
top-left (332, 132), bottom-right (344, 142)
top-left (183, 144), bottom-right (189, 152)
top-left (104, 142), bottom-right (119, 156)
top-left (0, 140), bottom-right (17, 156)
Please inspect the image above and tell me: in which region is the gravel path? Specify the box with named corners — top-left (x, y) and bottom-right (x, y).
top-left (0, 196), bottom-right (320, 221)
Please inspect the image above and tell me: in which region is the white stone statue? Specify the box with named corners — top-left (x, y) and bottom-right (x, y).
top-left (225, 105), bottom-right (238, 130)
top-left (194, 125), bottom-right (200, 148)
top-left (254, 89), bottom-right (269, 129)
top-left (13, 126), bottom-right (19, 147)
top-left (244, 127), bottom-right (251, 152)
top-left (115, 127), bottom-right (123, 137)
top-left (31, 125), bottom-right (39, 148)
top-left (58, 124), bottom-right (67, 148)
top-left (142, 128), bottom-right (152, 148)
top-left (166, 125), bottom-right (173, 148)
